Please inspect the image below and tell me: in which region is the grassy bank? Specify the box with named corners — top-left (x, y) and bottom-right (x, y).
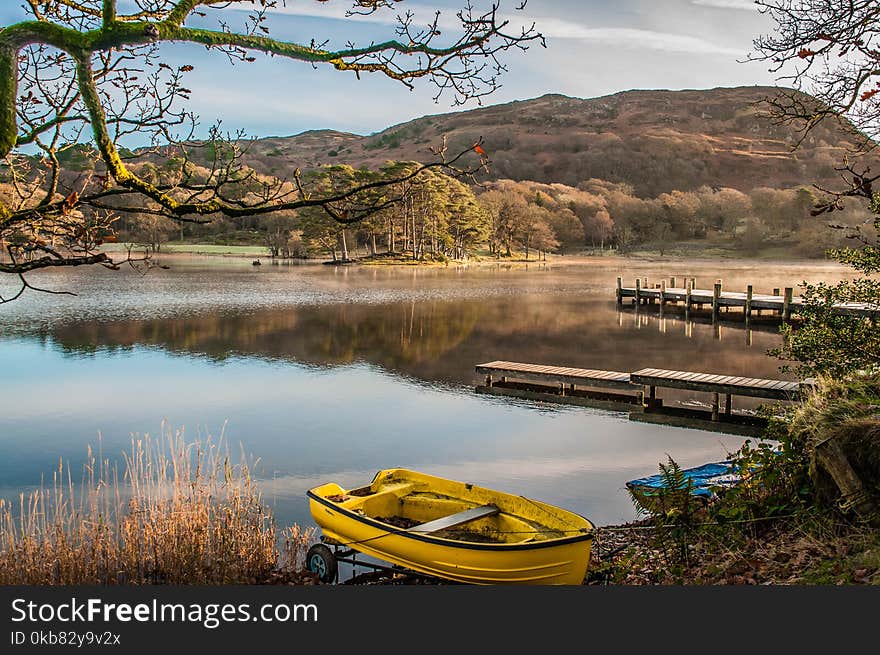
top-left (102, 243), bottom-right (269, 257)
top-left (586, 373), bottom-right (880, 585)
top-left (101, 241), bottom-right (834, 267)
top-left (0, 430), bottom-right (314, 585)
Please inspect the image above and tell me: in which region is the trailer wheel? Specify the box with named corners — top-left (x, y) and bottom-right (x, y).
top-left (306, 544), bottom-right (338, 583)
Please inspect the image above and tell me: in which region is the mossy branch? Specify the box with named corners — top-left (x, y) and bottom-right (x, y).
top-left (0, 45), bottom-right (16, 162)
top-left (102, 0), bottom-right (116, 26)
top-left (0, 14), bottom-right (505, 162)
top-left (75, 55), bottom-right (183, 212)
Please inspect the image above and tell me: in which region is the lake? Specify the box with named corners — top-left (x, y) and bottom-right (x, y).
top-left (0, 255), bottom-right (853, 529)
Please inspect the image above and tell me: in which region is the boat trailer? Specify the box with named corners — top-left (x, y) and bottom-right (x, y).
top-left (306, 538), bottom-right (446, 585)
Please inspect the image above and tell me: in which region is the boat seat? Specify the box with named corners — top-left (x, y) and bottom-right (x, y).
top-left (407, 504), bottom-right (499, 534)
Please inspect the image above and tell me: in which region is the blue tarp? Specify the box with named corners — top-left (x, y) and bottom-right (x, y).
top-left (625, 461), bottom-right (741, 499)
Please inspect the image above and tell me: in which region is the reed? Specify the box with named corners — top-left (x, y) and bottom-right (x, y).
top-left (0, 427), bottom-right (314, 584)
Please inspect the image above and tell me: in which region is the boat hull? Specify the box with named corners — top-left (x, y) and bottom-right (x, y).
top-left (307, 469), bottom-right (593, 585)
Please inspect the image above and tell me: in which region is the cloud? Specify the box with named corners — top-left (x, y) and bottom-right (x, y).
top-left (530, 19), bottom-right (744, 55)
top-left (691, 0), bottom-right (759, 10)
top-left (238, 4), bottom-right (743, 56)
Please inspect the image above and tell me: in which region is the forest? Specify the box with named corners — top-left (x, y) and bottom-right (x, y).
top-left (110, 159), bottom-right (873, 261)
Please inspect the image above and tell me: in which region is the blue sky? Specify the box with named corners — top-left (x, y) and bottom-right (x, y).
top-left (1, 1), bottom-right (779, 138)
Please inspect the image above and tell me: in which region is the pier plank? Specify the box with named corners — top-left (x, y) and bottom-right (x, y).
top-left (475, 361), bottom-right (635, 391)
top-left (478, 362), bottom-right (810, 402)
top-left (619, 282), bottom-right (875, 318)
top-left (629, 368), bottom-right (807, 400)
top-left (476, 361), bottom-right (812, 436)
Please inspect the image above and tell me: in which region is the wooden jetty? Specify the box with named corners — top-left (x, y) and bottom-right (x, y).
top-left (475, 360), bottom-right (816, 437)
top-left (474, 361), bottom-right (643, 412)
top-left (615, 276), bottom-right (879, 322)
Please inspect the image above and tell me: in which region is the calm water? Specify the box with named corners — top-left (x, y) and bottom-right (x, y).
top-left (0, 256), bottom-right (853, 527)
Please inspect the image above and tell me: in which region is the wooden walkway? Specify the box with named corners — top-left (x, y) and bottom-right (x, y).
top-left (475, 360), bottom-right (816, 436)
top-left (475, 361), bottom-right (633, 391)
top-left (630, 368), bottom-right (804, 401)
top-left (616, 277), bottom-right (879, 321)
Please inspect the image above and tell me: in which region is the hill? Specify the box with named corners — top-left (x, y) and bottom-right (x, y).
top-left (238, 86), bottom-right (873, 197)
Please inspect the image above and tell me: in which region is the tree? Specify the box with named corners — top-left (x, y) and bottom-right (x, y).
top-left (263, 213), bottom-right (297, 258)
top-left (582, 208), bottom-right (613, 249)
top-left (0, 0), bottom-right (542, 300)
top-left (437, 173), bottom-right (490, 260)
top-left (528, 219), bottom-right (560, 260)
top-left (754, 1), bottom-right (880, 377)
top-left (696, 187), bottom-right (752, 237)
top-left (545, 206), bottom-right (585, 250)
top-left (752, 0), bottom-right (880, 147)
top-left (479, 189), bottom-right (529, 257)
top-left (131, 213), bottom-right (175, 253)
top-left (517, 205), bottom-right (554, 260)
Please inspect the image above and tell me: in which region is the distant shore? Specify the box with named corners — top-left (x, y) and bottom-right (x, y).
top-left (100, 242), bottom-right (843, 270)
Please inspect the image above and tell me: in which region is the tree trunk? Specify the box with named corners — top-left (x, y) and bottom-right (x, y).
top-left (412, 212), bottom-right (418, 261)
top-left (814, 438), bottom-right (880, 526)
top-left (338, 229), bottom-right (349, 261)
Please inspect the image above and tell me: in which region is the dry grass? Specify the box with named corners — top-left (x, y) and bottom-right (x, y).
top-left (0, 427), bottom-right (314, 585)
top-left (789, 371), bottom-right (880, 488)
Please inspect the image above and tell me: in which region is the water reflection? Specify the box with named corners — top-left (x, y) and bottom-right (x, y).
top-left (19, 293), bottom-right (792, 388)
top-left (0, 257), bottom-right (853, 527)
top-left (621, 303), bottom-right (785, 347)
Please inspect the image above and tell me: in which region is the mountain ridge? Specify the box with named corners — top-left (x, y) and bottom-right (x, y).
top-left (234, 85), bottom-right (873, 197)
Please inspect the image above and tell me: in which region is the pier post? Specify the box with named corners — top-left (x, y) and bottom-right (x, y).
top-left (783, 287), bottom-right (793, 322)
top-left (724, 394), bottom-right (732, 416)
top-left (616, 277), bottom-right (623, 305)
top-left (712, 280), bottom-right (722, 320)
top-left (745, 284), bottom-right (753, 322)
top-left (635, 277), bottom-right (641, 305)
top-left (660, 280), bottom-right (667, 307)
top-left (711, 392), bottom-right (720, 422)
top-left (773, 288), bottom-right (781, 316)
top-left (685, 280), bottom-right (692, 316)
top-left (670, 276), bottom-right (676, 288)
top-left (645, 385), bottom-right (660, 410)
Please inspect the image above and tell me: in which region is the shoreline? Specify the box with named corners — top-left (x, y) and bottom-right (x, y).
top-left (100, 243), bottom-right (847, 270)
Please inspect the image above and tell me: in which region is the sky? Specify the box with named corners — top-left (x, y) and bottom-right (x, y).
top-left (1, 0), bottom-right (782, 139)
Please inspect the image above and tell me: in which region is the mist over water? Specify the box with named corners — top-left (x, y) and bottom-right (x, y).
top-left (0, 256), bottom-right (853, 526)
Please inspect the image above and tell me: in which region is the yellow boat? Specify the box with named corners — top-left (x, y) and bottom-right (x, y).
top-left (306, 468), bottom-right (594, 585)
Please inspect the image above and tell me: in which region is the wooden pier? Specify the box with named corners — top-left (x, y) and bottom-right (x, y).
top-left (475, 360), bottom-right (816, 437)
top-left (616, 276), bottom-right (879, 322)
